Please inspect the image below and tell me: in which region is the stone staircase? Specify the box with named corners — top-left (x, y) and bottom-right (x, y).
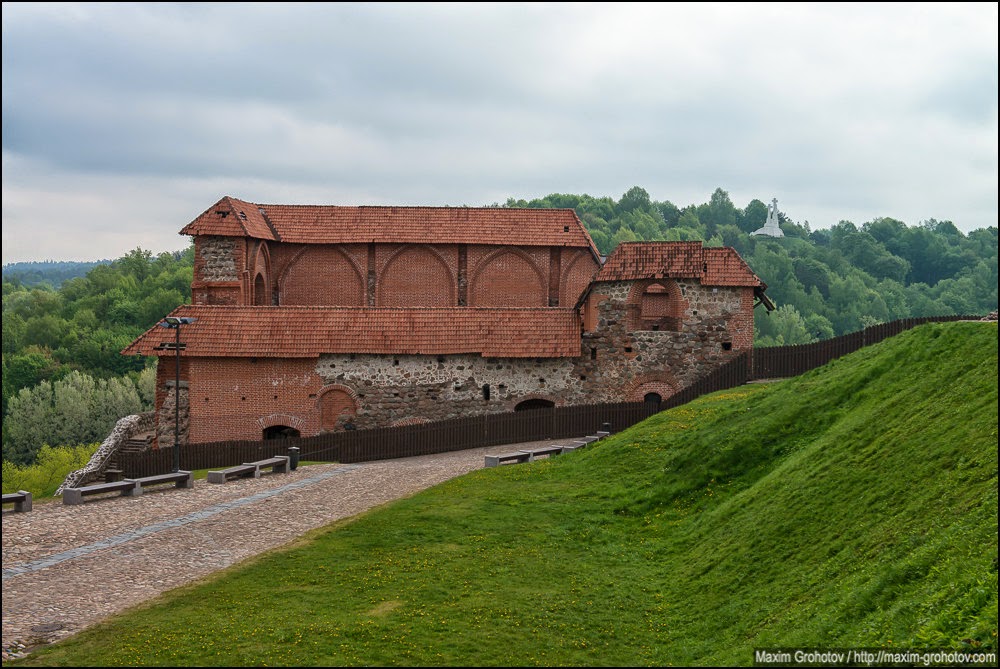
top-left (106, 432), bottom-right (155, 473)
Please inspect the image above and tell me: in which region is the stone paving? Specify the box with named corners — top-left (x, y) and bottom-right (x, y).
top-left (1, 442), bottom-right (554, 660)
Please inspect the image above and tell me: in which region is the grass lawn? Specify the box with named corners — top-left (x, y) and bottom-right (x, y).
top-left (10, 322), bottom-right (997, 666)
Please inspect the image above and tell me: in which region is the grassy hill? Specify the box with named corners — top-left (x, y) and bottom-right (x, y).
top-left (14, 322), bottom-right (998, 667)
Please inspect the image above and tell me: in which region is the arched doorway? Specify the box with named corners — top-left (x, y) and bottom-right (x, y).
top-left (514, 398), bottom-right (555, 412)
top-left (643, 392), bottom-right (662, 406)
top-left (263, 425), bottom-right (300, 440)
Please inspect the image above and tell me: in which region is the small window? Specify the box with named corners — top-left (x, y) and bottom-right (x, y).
top-left (590, 347), bottom-right (597, 360)
top-left (483, 384), bottom-right (491, 401)
top-left (722, 342), bottom-right (733, 351)
top-left (625, 347), bottom-right (633, 353)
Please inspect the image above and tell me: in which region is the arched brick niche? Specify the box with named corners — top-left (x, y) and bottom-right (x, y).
top-left (470, 249), bottom-right (546, 307)
top-left (280, 247), bottom-right (365, 306)
top-left (560, 250), bottom-right (599, 307)
top-left (378, 246), bottom-right (456, 307)
top-left (318, 384), bottom-right (360, 431)
top-left (626, 279), bottom-right (688, 332)
top-left (624, 373), bottom-right (678, 403)
top-left (251, 242), bottom-right (272, 306)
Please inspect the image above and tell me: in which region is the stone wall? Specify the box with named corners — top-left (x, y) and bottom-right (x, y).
top-left (197, 236), bottom-right (239, 281)
top-left (57, 412), bottom-right (156, 492)
top-left (316, 353), bottom-right (585, 428)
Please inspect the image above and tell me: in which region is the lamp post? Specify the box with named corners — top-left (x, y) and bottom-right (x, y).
top-left (157, 316), bottom-right (197, 472)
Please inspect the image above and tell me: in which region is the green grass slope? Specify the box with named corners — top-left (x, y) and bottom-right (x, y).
top-left (14, 322), bottom-right (998, 667)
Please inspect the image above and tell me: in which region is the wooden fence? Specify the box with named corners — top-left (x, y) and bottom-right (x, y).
top-left (118, 401), bottom-right (666, 478)
top-left (118, 314), bottom-right (984, 478)
top-left (750, 314), bottom-right (977, 379)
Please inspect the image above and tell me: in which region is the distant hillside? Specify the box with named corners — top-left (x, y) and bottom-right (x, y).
top-left (20, 321), bottom-right (997, 666)
top-left (2, 260), bottom-right (111, 288)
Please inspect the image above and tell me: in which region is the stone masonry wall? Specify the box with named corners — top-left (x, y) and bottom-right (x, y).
top-left (575, 280), bottom-right (750, 402)
top-left (197, 236), bottom-right (239, 281)
top-left (316, 353), bottom-right (586, 428)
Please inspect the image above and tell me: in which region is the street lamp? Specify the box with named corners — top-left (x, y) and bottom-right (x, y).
top-left (156, 316), bottom-right (197, 472)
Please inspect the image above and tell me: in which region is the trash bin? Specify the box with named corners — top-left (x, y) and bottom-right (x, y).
top-left (601, 422), bottom-right (612, 434)
top-left (288, 446), bottom-right (300, 471)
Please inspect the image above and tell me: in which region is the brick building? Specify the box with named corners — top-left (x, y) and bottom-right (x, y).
top-left (124, 196), bottom-right (772, 446)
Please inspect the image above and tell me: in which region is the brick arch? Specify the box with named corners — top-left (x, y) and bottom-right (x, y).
top-left (377, 245), bottom-right (456, 307)
top-left (256, 413), bottom-right (307, 430)
top-left (625, 279), bottom-right (688, 332)
top-left (469, 248), bottom-right (546, 307)
top-left (251, 242), bottom-right (272, 305)
top-left (317, 384), bottom-right (360, 431)
top-left (506, 392), bottom-right (563, 411)
top-left (560, 250), bottom-right (599, 307)
top-left (624, 372), bottom-right (679, 403)
top-left (280, 246), bottom-right (365, 306)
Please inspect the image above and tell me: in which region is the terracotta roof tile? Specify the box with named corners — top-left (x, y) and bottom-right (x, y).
top-left (181, 197), bottom-right (277, 240)
top-left (595, 242), bottom-right (761, 286)
top-left (123, 306), bottom-right (582, 359)
top-left (703, 247), bottom-right (763, 286)
top-left (180, 197), bottom-right (597, 251)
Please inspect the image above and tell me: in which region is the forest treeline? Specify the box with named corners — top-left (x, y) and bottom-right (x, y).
top-left (505, 186), bottom-right (997, 345)
top-left (2, 187), bottom-right (996, 465)
top-left (2, 260), bottom-right (112, 288)
top-left (2, 248), bottom-right (192, 464)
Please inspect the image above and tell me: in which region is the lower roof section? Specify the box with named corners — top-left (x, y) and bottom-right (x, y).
top-left (122, 305), bottom-right (583, 359)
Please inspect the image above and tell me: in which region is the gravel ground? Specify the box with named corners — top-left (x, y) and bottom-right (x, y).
top-left (1, 441), bottom-right (555, 660)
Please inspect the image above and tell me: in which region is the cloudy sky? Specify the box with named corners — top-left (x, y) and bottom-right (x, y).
top-left (2, 2), bottom-right (997, 263)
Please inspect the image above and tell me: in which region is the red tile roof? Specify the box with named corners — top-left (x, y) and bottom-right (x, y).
top-left (595, 242), bottom-right (762, 286)
top-left (123, 306), bottom-right (582, 359)
top-left (180, 196), bottom-right (598, 251)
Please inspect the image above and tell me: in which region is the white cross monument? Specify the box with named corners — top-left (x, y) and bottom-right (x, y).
top-left (751, 198), bottom-right (784, 238)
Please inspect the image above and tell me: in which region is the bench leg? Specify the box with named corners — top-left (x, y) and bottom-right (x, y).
top-left (17, 491), bottom-right (32, 512)
top-left (176, 472), bottom-right (194, 488)
top-left (63, 489), bottom-right (84, 505)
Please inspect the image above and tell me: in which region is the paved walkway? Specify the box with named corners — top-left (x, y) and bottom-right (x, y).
top-left (1, 442), bottom-right (552, 658)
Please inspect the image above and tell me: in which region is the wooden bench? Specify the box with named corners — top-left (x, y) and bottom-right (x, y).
top-left (484, 451), bottom-right (533, 467)
top-left (63, 480), bottom-right (139, 505)
top-left (594, 431), bottom-right (610, 439)
top-left (207, 456), bottom-right (290, 484)
top-left (2, 490), bottom-right (32, 512)
top-left (130, 471), bottom-right (194, 494)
